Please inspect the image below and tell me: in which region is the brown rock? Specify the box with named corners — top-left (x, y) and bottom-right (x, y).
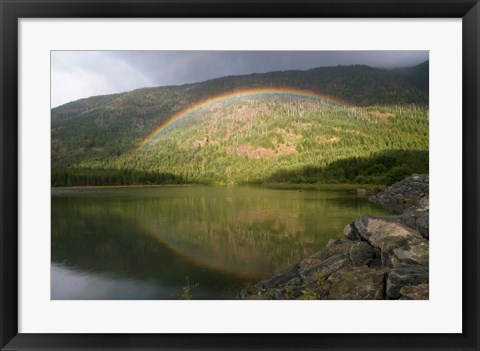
top-left (386, 263), bottom-right (429, 299)
top-left (349, 241), bottom-right (376, 266)
top-left (343, 223), bottom-right (361, 240)
top-left (327, 266), bottom-right (388, 300)
top-left (355, 215), bottom-right (424, 250)
top-left (393, 241), bottom-right (429, 266)
top-left (309, 238), bottom-right (354, 261)
top-left (300, 254), bottom-right (352, 284)
top-left (354, 216), bottom-right (428, 269)
top-left (400, 283), bottom-right (429, 300)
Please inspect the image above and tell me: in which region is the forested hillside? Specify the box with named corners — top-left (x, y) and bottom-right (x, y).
top-left (51, 62), bottom-right (429, 187)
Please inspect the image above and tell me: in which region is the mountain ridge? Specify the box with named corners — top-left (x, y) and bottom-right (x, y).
top-left (52, 61), bottom-right (429, 120)
top-left (51, 62), bottom-right (429, 187)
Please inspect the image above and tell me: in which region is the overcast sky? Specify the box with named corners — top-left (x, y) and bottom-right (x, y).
top-left (51, 50), bottom-right (429, 108)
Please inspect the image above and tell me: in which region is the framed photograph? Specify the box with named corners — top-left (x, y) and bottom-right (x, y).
top-left (1, 0), bottom-right (479, 350)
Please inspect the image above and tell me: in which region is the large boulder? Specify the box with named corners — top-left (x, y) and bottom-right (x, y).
top-left (354, 215), bottom-right (428, 268)
top-left (254, 270), bottom-right (300, 290)
top-left (319, 238), bottom-right (355, 258)
top-left (369, 174), bottom-right (429, 211)
top-left (386, 263), bottom-right (429, 299)
top-left (355, 215), bottom-right (423, 248)
top-left (343, 223), bottom-right (361, 240)
top-left (327, 266), bottom-right (388, 300)
top-left (297, 238), bottom-right (354, 270)
top-left (399, 283), bottom-right (429, 300)
top-left (393, 241), bottom-right (429, 266)
top-left (349, 241), bottom-right (377, 266)
top-left (395, 209), bottom-right (429, 239)
top-left (300, 254), bottom-right (352, 284)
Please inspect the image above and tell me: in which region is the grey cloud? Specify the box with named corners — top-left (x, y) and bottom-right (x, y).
top-left (51, 50), bottom-right (428, 107)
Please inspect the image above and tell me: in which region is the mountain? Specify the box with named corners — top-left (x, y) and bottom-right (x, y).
top-left (52, 62), bottom-right (429, 121)
top-left (390, 60), bottom-right (429, 92)
top-left (51, 62), bottom-right (429, 187)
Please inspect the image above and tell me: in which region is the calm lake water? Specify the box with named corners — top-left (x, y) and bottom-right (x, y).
top-left (51, 185), bottom-right (392, 300)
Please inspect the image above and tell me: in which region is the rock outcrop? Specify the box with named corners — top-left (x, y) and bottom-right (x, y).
top-left (369, 174), bottom-right (428, 209)
top-left (370, 174), bottom-right (429, 239)
top-left (238, 174), bottom-right (429, 300)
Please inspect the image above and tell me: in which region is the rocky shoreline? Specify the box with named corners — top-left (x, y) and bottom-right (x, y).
top-left (238, 174), bottom-right (429, 300)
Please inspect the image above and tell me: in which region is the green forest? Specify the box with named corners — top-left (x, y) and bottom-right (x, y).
top-left (51, 62), bottom-right (429, 187)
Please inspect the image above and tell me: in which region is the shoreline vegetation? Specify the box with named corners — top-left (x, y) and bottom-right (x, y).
top-left (238, 174), bottom-right (429, 300)
top-left (50, 182), bottom-right (384, 191)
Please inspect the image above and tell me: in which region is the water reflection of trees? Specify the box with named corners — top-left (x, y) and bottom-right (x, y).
top-left (52, 187), bottom-right (391, 277)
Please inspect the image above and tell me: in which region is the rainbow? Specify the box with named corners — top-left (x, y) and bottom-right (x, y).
top-left (135, 87), bottom-right (349, 152)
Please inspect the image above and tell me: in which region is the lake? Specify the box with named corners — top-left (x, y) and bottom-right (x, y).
top-left (51, 185), bottom-right (393, 300)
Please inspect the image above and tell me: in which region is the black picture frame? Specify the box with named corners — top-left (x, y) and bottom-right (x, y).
top-left (1, 1), bottom-right (479, 350)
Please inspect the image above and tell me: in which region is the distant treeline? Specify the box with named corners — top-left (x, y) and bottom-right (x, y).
top-left (265, 149), bottom-right (428, 186)
top-left (51, 168), bottom-right (185, 187)
top-left (52, 149), bottom-right (427, 187)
